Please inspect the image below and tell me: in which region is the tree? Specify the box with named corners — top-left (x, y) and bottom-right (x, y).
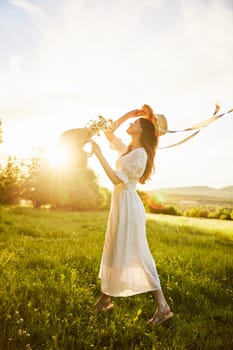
top-left (52, 167), bottom-right (103, 210)
top-left (22, 157), bottom-right (51, 208)
top-left (99, 187), bottom-right (111, 210)
top-left (21, 156), bottom-right (104, 210)
top-left (0, 122), bottom-right (23, 205)
top-left (0, 157), bottom-right (22, 205)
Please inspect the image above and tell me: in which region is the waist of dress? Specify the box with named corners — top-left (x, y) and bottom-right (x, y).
top-left (114, 182), bottom-right (137, 192)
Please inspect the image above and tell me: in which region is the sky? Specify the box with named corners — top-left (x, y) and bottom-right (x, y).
top-left (0, 0), bottom-right (232, 191)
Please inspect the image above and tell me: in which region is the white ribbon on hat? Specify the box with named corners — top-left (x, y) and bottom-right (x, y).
top-left (160, 105), bottom-right (233, 149)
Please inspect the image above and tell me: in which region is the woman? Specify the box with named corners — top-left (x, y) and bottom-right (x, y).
top-left (91, 105), bottom-right (173, 325)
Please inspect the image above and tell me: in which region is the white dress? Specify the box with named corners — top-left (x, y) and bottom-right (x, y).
top-left (99, 136), bottom-right (161, 297)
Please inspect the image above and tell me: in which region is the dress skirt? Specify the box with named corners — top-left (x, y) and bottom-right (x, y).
top-left (99, 183), bottom-right (161, 297)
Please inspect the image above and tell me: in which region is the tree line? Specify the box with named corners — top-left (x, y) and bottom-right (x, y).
top-left (0, 156), bottom-right (111, 210)
top-left (0, 119), bottom-right (232, 219)
top-left (0, 155), bottom-right (232, 219)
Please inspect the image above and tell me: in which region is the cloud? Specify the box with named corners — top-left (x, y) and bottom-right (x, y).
top-left (2, 0), bottom-right (233, 120)
top-left (9, 0), bottom-right (45, 16)
top-left (8, 0), bottom-right (53, 27)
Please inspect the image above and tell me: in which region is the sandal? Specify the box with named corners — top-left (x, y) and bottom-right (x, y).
top-left (94, 302), bottom-right (114, 313)
top-left (94, 295), bottom-right (114, 313)
top-left (147, 303), bottom-right (173, 325)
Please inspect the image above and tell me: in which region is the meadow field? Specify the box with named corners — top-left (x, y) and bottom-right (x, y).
top-left (0, 207), bottom-right (232, 350)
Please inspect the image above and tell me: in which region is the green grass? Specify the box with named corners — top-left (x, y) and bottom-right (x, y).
top-left (0, 207), bottom-right (232, 350)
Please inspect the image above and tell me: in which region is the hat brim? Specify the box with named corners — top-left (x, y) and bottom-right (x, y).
top-left (60, 128), bottom-right (90, 145)
top-left (143, 114), bottom-right (168, 136)
top-left (154, 114), bottom-right (168, 136)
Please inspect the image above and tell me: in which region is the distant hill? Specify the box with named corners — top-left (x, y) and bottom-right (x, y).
top-left (148, 186), bottom-right (233, 200)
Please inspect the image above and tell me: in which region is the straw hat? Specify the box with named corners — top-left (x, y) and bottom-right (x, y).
top-left (60, 128), bottom-right (90, 146)
top-left (141, 104), bottom-right (168, 136)
top-left (153, 113), bottom-right (168, 136)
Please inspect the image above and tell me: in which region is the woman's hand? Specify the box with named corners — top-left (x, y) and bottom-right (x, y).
top-left (104, 108), bottom-right (142, 143)
top-left (90, 139), bottom-right (102, 157)
top-left (124, 109), bottom-right (142, 120)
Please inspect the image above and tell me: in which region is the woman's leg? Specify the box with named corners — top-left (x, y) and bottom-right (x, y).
top-left (148, 289), bottom-right (173, 325)
top-left (94, 293), bottom-right (113, 312)
top-left (151, 289), bottom-right (167, 309)
top-left (95, 293), bottom-right (111, 306)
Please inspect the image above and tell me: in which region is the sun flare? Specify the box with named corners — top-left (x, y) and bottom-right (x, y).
top-left (45, 141), bottom-right (70, 168)
top-left (45, 138), bottom-right (95, 169)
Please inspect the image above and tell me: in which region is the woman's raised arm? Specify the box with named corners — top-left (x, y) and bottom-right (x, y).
top-left (105, 109), bottom-right (142, 142)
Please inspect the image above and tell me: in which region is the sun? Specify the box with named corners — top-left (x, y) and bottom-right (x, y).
top-left (45, 137), bottom-right (96, 169)
top-left (45, 140), bottom-right (71, 168)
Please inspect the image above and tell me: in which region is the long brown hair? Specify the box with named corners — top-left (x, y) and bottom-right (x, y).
top-left (139, 118), bottom-right (158, 184)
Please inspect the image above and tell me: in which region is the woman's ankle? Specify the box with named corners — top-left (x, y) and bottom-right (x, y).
top-left (157, 302), bottom-right (169, 313)
top-left (99, 294), bottom-right (111, 305)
